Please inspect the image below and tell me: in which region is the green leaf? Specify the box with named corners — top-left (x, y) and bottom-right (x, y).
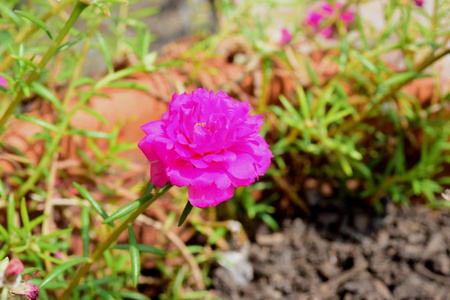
top-left (95, 32), bottom-right (114, 74)
top-left (296, 86), bottom-right (310, 121)
top-left (324, 106), bottom-right (354, 126)
top-left (117, 291), bottom-right (150, 300)
top-left (20, 198), bottom-right (30, 233)
top-left (15, 10), bottom-right (53, 39)
top-left (128, 225), bottom-right (140, 287)
top-left (7, 194), bottom-right (15, 233)
top-left (103, 192), bottom-right (154, 224)
top-left (355, 14), bottom-right (368, 50)
top-left (15, 114), bottom-right (59, 132)
top-left (41, 227), bottom-right (72, 240)
top-left (0, 243), bottom-right (9, 260)
top-left (69, 128), bottom-right (111, 139)
top-left (173, 267), bottom-right (185, 300)
top-left (81, 205), bottom-right (90, 257)
top-left (338, 35), bottom-right (349, 72)
top-left (338, 156), bottom-right (353, 176)
top-left (260, 213), bottom-right (279, 231)
top-left (108, 81), bottom-right (150, 92)
top-left (56, 38), bottom-right (83, 54)
top-left (18, 79), bottom-right (31, 97)
top-left (11, 55), bottom-right (38, 70)
top-left (381, 18), bottom-right (399, 43)
top-left (80, 106), bottom-right (108, 125)
top-left (30, 82), bottom-right (63, 112)
top-left (279, 95), bottom-right (301, 123)
top-left (383, 71), bottom-right (416, 86)
top-left (111, 244), bottom-right (166, 256)
top-left (40, 257), bottom-right (89, 288)
top-left (0, 179), bottom-right (6, 199)
top-left (0, 223), bottom-right (8, 239)
top-left (36, 252), bottom-right (64, 265)
top-left (0, 3), bottom-right (23, 25)
top-left (350, 50), bottom-right (378, 74)
top-left (304, 58), bottom-right (320, 87)
top-left (28, 214), bottom-right (48, 230)
top-left (73, 183), bottom-right (111, 226)
top-left (73, 277), bottom-right (118, 292)
top-left (96, 286), bottom-right (116, 299)
top-left (178, 201), bottom-right (193, 227)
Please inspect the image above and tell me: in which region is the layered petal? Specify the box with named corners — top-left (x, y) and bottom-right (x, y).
top-left (188, 183), bottom-right (235, 208)
top-left (138, 88), bottom-right (273, 208)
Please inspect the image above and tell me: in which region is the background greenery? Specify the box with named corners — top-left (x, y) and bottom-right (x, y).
top-left (0, 0), bottom-right (449, 298)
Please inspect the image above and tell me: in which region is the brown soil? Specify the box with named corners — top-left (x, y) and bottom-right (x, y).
top-left (213, 198), bottom-right (450, 300)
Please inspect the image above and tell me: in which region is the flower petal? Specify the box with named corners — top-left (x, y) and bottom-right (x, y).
top-left (150, 161), bottom-right (169, 188)
top-left (188, 184), bottom-right (235, 208)
top-left (227, 153), bottom-right (258, 179)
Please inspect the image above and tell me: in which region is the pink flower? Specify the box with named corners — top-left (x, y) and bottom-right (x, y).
top-left (305, 2), bottom-right (354, 38)
top-left (10, 282), bottom-right (39, 300)
top-left (0, 76), bottom-right (7, 88)
top-left (414, 0), bottom-right (424, 6)
top-left (321, 2), bottom-right (335, 15)
top-left (4, 259), bottom-right (24, 285)
top-left (306, 11), bottom-right (325, 30)
top-left (279, 28), bottom-right (293, 45)
top-left (24, 282), bottom-right (39, 300)
top-left (139, 88), bottom-right (273, 208)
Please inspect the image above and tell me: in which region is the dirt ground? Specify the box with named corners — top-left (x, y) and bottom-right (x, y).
top-left (213, 197), bottom-right (450, 300)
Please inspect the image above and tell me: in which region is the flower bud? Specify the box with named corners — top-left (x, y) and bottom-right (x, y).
top-left (9, 282), bottom-right (39, 300)
top-left (0, 76), bottom-right (7, 88)
top-left (4, 259), bottom-right (24, 286)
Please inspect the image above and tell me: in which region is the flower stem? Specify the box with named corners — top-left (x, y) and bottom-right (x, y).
top-left (60, 184), bottom-right (172, 299)
top-left (15, 64), bottom-right (145, 201)
top-left (0, 0), bottom-right (75, 73)
top-left (0, 1), bottom-right (87, 131)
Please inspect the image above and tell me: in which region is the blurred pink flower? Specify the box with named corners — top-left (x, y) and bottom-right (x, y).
top-left (0, 76), bottom-right (7, 88)
top-left (306, 2), bottom-right (354, 38)
top-left (139, 88), bottom-right (273, 208)
top-left (414, 0), bottom-right (424, 6)
top-left (4, 259), bottom-right (24, 284)
top-left (24, 282), bottom-right (39, 300)
top-left (279, 28), bottom-right (293, 45)
top-left (1, 257), bottom-right (39, 300)
top-left (10, 282), bottom-right (39, 300)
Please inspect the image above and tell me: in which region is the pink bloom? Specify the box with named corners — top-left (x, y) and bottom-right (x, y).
top-left (340, 11), bottom-right (354, 23)
top-left (320, 26), bottom-right (334, 39)
top-left (4, 259), bottom-right (24, 284)
top-left (306, 11), bottom-right (324, 30)
top-left (10, 282), bottom-right (39, 300)
top-left (0, 76), bottom-right (7, 88)
top-left (139, 88), bottom-right (273, 208)
top-left (321, 2), bottom-right (335, 14)
top-left (5, 259), bottom-right (24, 277)
top-left (24, 282), bottom-right (39, 300)
top-left (279, 28), bottom-right (293, 45)
top-left (414, 0), bottom-right (424, 6)
top-left (52, 251), bottom-right (62, 259)
top-left (306, 2), bottom-right (354, 38)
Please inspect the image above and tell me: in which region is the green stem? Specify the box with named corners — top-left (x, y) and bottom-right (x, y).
top-left (15, 64), bottom-right (145, 200)
top-left (0, 0), bottom-right (75, 73)
top-left (60, 185), bottom-right (172, 299)
top-left (0, 1), bottom-right (87, 131)
top-left (1, 287), bottom-right (8, 300)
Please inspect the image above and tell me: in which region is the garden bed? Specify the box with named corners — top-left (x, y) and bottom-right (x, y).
top-left (214, 197), bottom-right (450, 299)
